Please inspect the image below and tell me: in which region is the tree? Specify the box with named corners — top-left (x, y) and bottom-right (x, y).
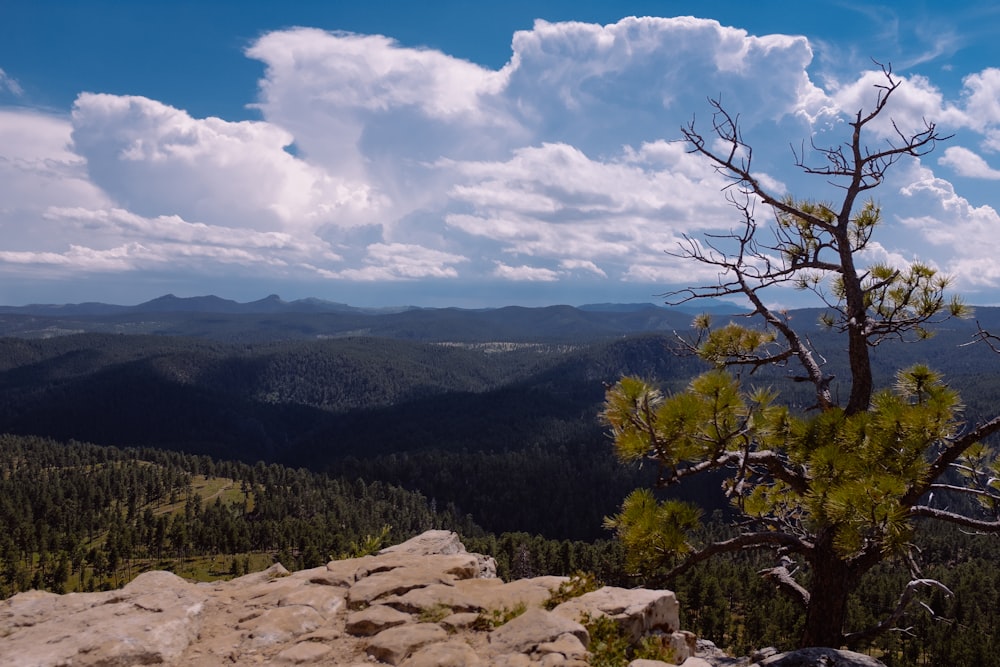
top-left (602, 64), bottom-right (1000, 649)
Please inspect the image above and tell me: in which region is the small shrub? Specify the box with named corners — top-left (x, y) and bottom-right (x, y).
top-left (543, 571), bottom-right (602, 610)
top-left (472, 602), bottom-right (527, 631)
top-left (582, 612), bottom-right (675, 667)
top-left (338, 524), bottom-right (392, 559)
top-left (418, 603), bottom-right (453, 623)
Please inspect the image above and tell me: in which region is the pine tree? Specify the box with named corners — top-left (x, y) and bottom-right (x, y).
top-left (603, 63), bottom-right (1000, 648)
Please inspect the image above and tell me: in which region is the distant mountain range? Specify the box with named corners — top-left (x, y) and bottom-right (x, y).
top-left (0, 294), bottom-right (744, 342)
top-left (0, 293), bottom-right (411, 317)
top-left (0, 293), bottom-right (745, 317)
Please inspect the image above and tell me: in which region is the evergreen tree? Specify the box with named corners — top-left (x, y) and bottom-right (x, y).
top-left (603, 64), bottom-right (1000, 648)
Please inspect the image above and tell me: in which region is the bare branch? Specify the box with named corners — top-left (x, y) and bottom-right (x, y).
top-left (759, 560), bottom-right (811, 607)
top-left (844, 579), bottom-right (953, 646)
top-left (909, 506), bottom-right (1000, 531)
top-left (904, 415), bottom-right (1000, 505)
top-left (660, 531), bottom-right (813, 582)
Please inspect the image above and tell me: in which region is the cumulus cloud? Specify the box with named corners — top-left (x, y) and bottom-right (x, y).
top-left (7, 15), bottom-right (1000, 305)
top-left (70, 93), bottom-right (380, 232)
top-left (939, 146), bottom-right (1000, 179)
top-left (897, 162), bottom-right (1000, 288)
top-left (330, 243), bottom-right (468, 281)
top-left (493, 262), bottom-right (560, 282)
top-left (443, 140), bottom-right (737, 281)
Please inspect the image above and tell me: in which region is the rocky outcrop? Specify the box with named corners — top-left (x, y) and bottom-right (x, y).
top-left (0, 530), bottom-right (884, 667)
top-left (751, 647), bottom-right (888, 667)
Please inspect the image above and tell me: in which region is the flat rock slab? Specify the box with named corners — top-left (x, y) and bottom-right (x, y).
top-left (400, 639), bottom-right (484, 667)
top-left (755, 648), bottom-right (887, 667)
top-left (346, 603), bottom-right (411, 636)
top-left (365, 622), bottom-right (449, 665)
top-left (238, 604), bottom-right (326, 646)
top-left (0, 571), bottom-right (207, 667)
top-left (488, 607), bottom-right (589, 654)
top-left (554, 586), bottom-right (679, 643)
top-left (456, 575), bottom-right (568, 611)
top-left (275, 641), bottom-right (335, 664)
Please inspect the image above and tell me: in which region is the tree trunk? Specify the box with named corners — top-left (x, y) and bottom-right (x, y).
top-left (800, 538), bottom-right (857, 648)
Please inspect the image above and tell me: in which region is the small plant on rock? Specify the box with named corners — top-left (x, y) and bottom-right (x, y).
top-left (544, 571), bottom-right (602, 610)
top-left (582, 612), bottom-right (675, 667)
top-left (472, 602), bottom-right (527, 631)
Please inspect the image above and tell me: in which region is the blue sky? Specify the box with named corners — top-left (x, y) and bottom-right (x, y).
top-left (3, 1), bottom-right (1000, 307)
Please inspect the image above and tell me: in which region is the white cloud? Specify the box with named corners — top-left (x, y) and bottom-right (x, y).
top-left (938, 146), bottom-right (1000, 180)
top-left (559, 259), bottom-right (607, 278)
top-left (957, 68), bottom-right (1000, 133)
top-left (443, 141), bottom-right (735, 279)
top-left (0, 109), bottom-right (110, 214)
top-left (8, 15), bottom-right (1000, 305)
top-left (493, 262), bottom-right (560, 282)
top-left (897, 162), bottom-right (1000, 288)
top-left (70, 93), bottom-right (380, 232)
top-left (0, 68), bottom-right (23, 96)
top-left (330, 243), bottom-right (468, 281)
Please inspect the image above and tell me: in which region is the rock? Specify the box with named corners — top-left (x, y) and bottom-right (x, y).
top-left (536, 632), bottom-right (589, 660)
top-left (347, 562), bottom-right (457, 608)
top-left (457, 575), bottom-right (569, 611)
top-left (400, 639), bottom-right (483, 667)
top-left (0, 529), bottom-right (711, 667)
top-left (379, 529), bottom-right (498, 578)
top-left (489, 607), bottom-right (589, 653)
top-left (553, 586), bottom-right (680, 643)
top-left (365, 622), bottom-right (449, 665)
top-left (670, 629), bottom-right (698, 662)
top-left (346, 603), bottom-right (412, 636)
top-left (0, 570), bottom-right (207, 667)
top-left (238, 605), bottom-right (325, 646)
top-left (379, 529), bottom-right (467, 556)
top-left (754, 647), bottom-right (887, 667)
top-left (382, 581), bottom-right (483, 614)
top-left (275, 641), bottom-right (334, 663)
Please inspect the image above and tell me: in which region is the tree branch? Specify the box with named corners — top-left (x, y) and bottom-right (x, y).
top-left (843, 578), bottom-right (953, 647)
top-left (660, 531), bottom-right (812, 582)
top-left (909, 506), bottom-right (1000, 531)
top-left (759, 560), bottom-right (810, 607)
top-left (903, 415), bottom-right (1000, 505)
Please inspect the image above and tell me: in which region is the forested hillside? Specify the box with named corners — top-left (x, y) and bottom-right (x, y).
top-left (4, 303), bottom-right (1000, 664)
top-left (3, 306), bottom-right (1000, 539)
top-left (4, 434), bottom-right (1000, 665)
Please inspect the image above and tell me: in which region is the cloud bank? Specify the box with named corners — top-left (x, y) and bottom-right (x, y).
top-left (3, 16), bottom-right (1000, 305)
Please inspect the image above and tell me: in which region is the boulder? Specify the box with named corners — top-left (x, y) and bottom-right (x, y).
top-left (400, 639), bottom-right (483, 667)
top-left (365, 622), bottom-right (449, 665)
top-left (489, 607), bottom-right (589, 653)
top-left (0, 570), bottom-right (207, 667)
top-left (379, 529), bottom-right (467, 556)
top-left (379, 529), bottom-right (497, 578)
top-left (346, 603), bottom-right (411, 636)
top-left (754, 647), bottom-right (887, 667)
top-left (553, 586), bottom-right (680, 643)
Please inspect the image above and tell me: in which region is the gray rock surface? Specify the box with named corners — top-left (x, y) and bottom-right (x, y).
top-left (754, 647), bottom-right (887, 666)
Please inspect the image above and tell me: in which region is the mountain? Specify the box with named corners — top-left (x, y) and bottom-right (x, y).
top-left (0, 295), bottom-right (696, 342)
top-left (0, 293), bottom-right (411, 317)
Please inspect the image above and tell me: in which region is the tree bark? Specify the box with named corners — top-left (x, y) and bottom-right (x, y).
top-left (800, 534), bottom-right (856, 647)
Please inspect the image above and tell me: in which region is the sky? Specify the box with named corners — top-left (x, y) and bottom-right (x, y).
top-left (3, 1), bottom-right (1000, 308)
